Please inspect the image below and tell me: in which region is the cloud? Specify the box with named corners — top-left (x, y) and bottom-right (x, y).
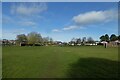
top-left (63, 25), bottom-right (86, 31)
top-left (2, 29), bottom-right (27, 39)
top-left (73, 10), bottom-right (117, 25)
top-left (2, 30), bottom-right (17, 39)
top-left (2, 15), bottom-right (14, 24)
top-left (20, 21), bottom-right (37, 26)
top-left (3, 15), bottom-right (37, 28)
top-left (60, 9), bottom-right (117, 31)
top-left (8, 3), bottom-right (47, 28)
top-left (12, 28), bottom-right (25, 34)
top-left (63, 25), bottom-right (78, 30)
top-left (52, 29), bottom-right (61, 32)
top-left (11, 2), bottom-right (47, 16)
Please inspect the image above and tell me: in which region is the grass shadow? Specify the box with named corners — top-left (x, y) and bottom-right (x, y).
top-left (67, 57), bottom-right (119, 78)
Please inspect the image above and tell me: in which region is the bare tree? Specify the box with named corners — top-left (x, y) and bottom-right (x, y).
top-left (16, 34), bottom-right (27, 45)
top-left (87, 37), bottom-right (94, 43)
top-left (27, 32), bottom-right (43, 45)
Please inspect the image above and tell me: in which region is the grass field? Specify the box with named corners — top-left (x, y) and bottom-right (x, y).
top-left (2, 46), bottom-right (119, 78)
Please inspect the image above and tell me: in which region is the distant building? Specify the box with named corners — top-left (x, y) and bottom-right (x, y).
top-left (85, 43), bottom-right (97, 46)
top-left (19, 40), bottom-right (27, 46)
top-left (100, 41), bottom-right (108, 44)
top-left (1, 39), bottom-right (16, 46)
top-left (9, 40), bottom-right (16, 45)
top-left (108, 40), bottom-right (120, 47)
top-left (55, 41), bottom-right (63, 45)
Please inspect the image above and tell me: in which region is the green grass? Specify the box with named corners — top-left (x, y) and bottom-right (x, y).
top-left (2, 46), bottom-right (119, 78)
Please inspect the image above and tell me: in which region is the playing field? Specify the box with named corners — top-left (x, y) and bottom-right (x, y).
top-left (2, 46), bottom-right (119, 78)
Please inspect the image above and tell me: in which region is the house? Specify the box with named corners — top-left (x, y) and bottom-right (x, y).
top-left (84, 41), bottom-right (98, 46)
top-left (114, 40), bottom-right (120, 44)
top-left (20, 40), bottom-right (27, 46)
top-left (100, 40), bottom-right (120, 47)
top-left (109, 40), bottom-right (120, 47)
top-left (2, 39), bottom-right (9, 46)
top-left (85, 43), bottom-right (97, 46)
top-left (55, 41), bottom-right (63, 46)
top-left (77, 44), bottom-right (81, 46)
top-left (100, 41), bottom-right (108, 44)
top-left (9, 40), bottom-right (16, 45)
top-left (68, 41), bottom-right (76, 46)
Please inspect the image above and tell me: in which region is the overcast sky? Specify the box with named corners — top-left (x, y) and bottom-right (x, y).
top-left (2, 2), bottom-right (118, 42)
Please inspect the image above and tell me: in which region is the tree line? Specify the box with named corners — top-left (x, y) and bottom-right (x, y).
top-left (16, 32), bottom-right (97, 46)
top-left (69, 37), bottom-right (95, 45)
top-left (16, 32), bottom-right (53, 46)
top-left (2, 32), bottom-right (120, 46)
top-left (100, 34), bottom-right (120, 42)
top-left (16, 33), bottom-right (120, 46)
